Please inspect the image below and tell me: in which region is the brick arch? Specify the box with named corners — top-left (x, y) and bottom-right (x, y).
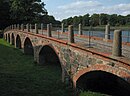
top-left (23, 37), bottom-right (34, 55)
top-left (22, 35), bottom-right (36, 47)
top-left (8, 33), bottom-right (10, 43)
top-left (16, 35), bottom-right (22, 49)
top-left (38, 44), bottom-right (66, 81)
top-left (11, 33), bottom-right (15, 45)
top-left (5, 34), bottom-right (7, 40)
top-left (72, 64), bottom-right (130, 88)
top-left (38, 44), bottom-right (60, 65)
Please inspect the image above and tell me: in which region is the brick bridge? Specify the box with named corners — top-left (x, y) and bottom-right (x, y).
top-left (4, 24), bottom-right (130, 95)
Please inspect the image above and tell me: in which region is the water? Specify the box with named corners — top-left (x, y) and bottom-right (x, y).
top-left (74, 30), bottom-right (130, 42)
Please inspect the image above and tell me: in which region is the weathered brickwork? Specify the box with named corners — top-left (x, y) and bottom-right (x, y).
top-left (4, 30), bottom-right (130, 88)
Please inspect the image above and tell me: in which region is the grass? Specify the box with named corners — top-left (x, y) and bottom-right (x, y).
top-left (79, 91), bottom-right (110, 96)
top-left (0, 39), bottom-right (109, 96)
top-left (0, 39), bottom-right (73, 96)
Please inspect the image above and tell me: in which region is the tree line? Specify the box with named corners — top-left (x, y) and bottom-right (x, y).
top-left (62, 13), bottom-right (130, 27)
top-left (0, 0), bottom-right (60, 30)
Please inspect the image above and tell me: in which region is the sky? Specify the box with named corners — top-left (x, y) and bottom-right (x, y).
top-left (42, 0), bottom-right (130, 21)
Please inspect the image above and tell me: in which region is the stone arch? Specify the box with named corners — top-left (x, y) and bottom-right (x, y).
top-left (73, 64), bottom-right (130, 96)
top-left (16, 35), bottom-right (22, 49)
top-left (38, 44), bottom-right (66, 81)
top-left (8, 33), bottom-right (10, 43)
top-left (5, 34), bottom-right (7, 40)
top-left (24, 37), bottom-right (34, 55)
top-left (39, 45), bottom-right (60, 65)
top-left (11, 33), bottom-right (15, 45)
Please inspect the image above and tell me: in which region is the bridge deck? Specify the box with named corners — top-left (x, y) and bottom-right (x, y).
top-left (22, 29), bottom-right (130, 65)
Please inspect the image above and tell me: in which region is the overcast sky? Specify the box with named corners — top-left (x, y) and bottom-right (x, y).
top-left (42, 0), bottom-right (130, 20)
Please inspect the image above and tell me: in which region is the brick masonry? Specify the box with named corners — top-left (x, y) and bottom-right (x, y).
top-left (4, 30), bottom-right (130, 88)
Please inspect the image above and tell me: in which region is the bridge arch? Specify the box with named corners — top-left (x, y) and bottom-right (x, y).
top-left (39, 45), bottom-right (61, 65)
top-left (16, 35), bottom-right (22, 49)
top-left (11, 33), bottom-right (15, 45)
top-left (38, 44), bottom-right (66, 82)
top-left (24, 37), bottom-right (34, 55)
top-left (5, 34), bottom-right (7, 40)
top-left (73, 64), bottom-right (130, 96)
top-left (8, 33), bottom-right (10, 43)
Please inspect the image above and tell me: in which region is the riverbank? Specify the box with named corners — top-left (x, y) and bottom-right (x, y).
top-left (71, 25), bottom-right (130, 31)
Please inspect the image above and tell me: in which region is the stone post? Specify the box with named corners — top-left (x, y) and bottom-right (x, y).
top-left (21, 24), bottom-right (24, 31)
top-left (61, 23), bottom-right (64, 33)
top-left (105, 24), bottom-right (110, 40)
top-left (68, 25), bottom-right (74, 43)
top-left (12, 25), bottom-right (14, 29)
top-left (26, 24), bottom-right (30, 32)
top-left (47, 24), bottom-right (52, 37)
top-left (112, 30), bottom-right (122, 57)
top-left (35, 23), bottom-right (38, 34)
top-left (41, 23), bottom-right (43, 34)
top-left (30, 24), bottom-right (32, 32)
top-left (17, 24), bottom-right (20, 30)
top-left (79, 23), bottom-right (82, 35)
top-left (14, 24), bottom-right (16, 29)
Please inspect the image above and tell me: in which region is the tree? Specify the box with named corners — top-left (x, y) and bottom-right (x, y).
top-left (125, 14), bottom-right (130, 25)
top-left (90, 14), bottom-right (99, 26)
top-left (73, 16), bottom-right (82, 26)
top-left (10, 0), bottom-right (47, 23)
top-left (117, 15), bottom-right (126, 26)
top-left (62, 19), bottom-right (69, 27)
top-left (67, 17), bottom-right (73, 25)
top-left (82, 14), bottom-right (90, 26)
top-left (0, 0), bottom-right (11, 29)
top-left (99, 13), bottom-right (108, 25)
top-left (108, 14), bottom-right (118, 26)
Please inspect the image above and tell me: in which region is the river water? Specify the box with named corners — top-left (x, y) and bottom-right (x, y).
top-left (74, 30), bottom-right (130, 42)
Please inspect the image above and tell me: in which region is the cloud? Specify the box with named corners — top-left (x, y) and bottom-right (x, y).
top-left (53, 0), bottom-right (130, 20)
top-left (58, 1), bottom-right (102, 10)
top-left (101, 3), bottom-right (130, 15)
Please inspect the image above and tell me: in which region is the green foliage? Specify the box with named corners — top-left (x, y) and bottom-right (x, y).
top-left (82, 14), bottom-right (90, 26)
top-left (0, 0), bottom-right (11, 29)
top-left (62, 13), bottom-right (130, 27)
top-left (0, 0), bottom-right (60, 29)
top-left (73, 16), bottom-right (82, 26)
top-left (10, 0), bottom-right (47, 23)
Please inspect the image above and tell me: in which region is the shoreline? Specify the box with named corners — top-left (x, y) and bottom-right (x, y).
top-left (63, 26), bottom-right (130, 31)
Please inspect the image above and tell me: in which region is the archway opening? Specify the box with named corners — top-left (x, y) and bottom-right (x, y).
top-left (5, 34), bottom-right (7, 40)
top-left (39, 45), bottom-right (63, 82)
top-left (11, 33), bottom-right (15, 45)
top-left (16, 35), bottom-right (21, 49)
top-left (24, 37), bottom-right (34, 55)
top-left (8, 33), bottom-right (10, 43)
top-left (76, 70), bottom-right (130, 96)
top-left (39, 45), bottom-right (61, 66)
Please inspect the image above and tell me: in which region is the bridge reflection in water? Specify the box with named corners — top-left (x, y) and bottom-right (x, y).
top-left (4, 23), bottom-right (130, 96)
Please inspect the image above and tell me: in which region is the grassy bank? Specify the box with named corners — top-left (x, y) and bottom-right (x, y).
top-left (0, 39), bottom-right (109, 96)
top-left (0, 39), bottom-right (73, 96)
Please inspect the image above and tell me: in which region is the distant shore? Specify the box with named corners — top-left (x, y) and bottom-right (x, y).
top-left (71, 26), bottom-right (130, 31)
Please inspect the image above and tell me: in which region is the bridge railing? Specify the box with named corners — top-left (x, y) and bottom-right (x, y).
top-left (5, 23), bottom-right (130, 58)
